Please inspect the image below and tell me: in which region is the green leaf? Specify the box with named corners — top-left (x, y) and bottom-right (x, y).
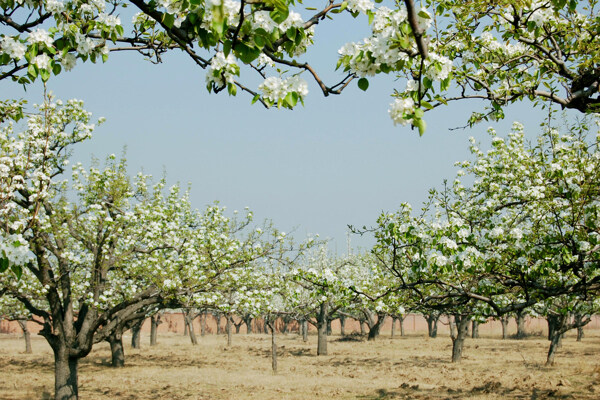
top-left (357, 77), bottom-right (369, 91)
top-left (162, 13), bottom-right (175, 29)
top-left (40, 68), bottom-right (51, 82)
top-left (11, 264), bottom-right (22, 279)
top-left (251, 94), bottom-right (261, 104)
top-left (286, 27), bottom-right (297, 41)
top-left (223, 40), bottom-right (232, 57)
top-left (0, 257), bottom-right (9, 273)
top-left (234, 42), bottom-right (260, 64)
top-left (285, 91), bottom-right (298, 107)
top-left (253, 34), bottom-right (265, 49)
top-left (269, 0), bottom-right (289, 24)
top-left (421, 100), bottom-right (433, 110)
top-left (27, 63), bottom-right (37, 78)
top-left (414, 118), bottom-right (427, 136)
top-left (367, 10), bottom-right (374, 24)
top-left (227, 83), bottom-right (237, 96)
top-left (52, 62), bottom-right (62, 76)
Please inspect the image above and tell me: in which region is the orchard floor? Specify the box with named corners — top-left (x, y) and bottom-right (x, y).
top-left (1, 331), bottom-right (599, 399)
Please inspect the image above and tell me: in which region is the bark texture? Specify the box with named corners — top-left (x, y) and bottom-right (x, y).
top-left (131, 320), bottom-right (142, 349)
top-left (500, 316), bottom-right (509, 339)
top-left (108, 333), bottom-right (125, 368)
top-left (515, 310), bottom-right (527, 339)
top-left (17, 320), bottom-right (32, 354)
top-left (317, 302), bottom-right (329, 355)
top-left (451, 314), bottom-right (471, 363)
top-left (426, 314), bottom-right (439, 338)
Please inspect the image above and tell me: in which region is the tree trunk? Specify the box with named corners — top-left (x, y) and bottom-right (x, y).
top-left (131, 320), bottom-right (142, 349)
top-left (360, 321), bottom-right (366, 335)
top-left (339, 315), bottom-right (346, 336)
top-left (243, 316), bottom-right (252, 334)
top-left (200, 312), bottom-right (207, 337)
top-left (515, 310), bottom-right (527, 339)
top-left (53, 344), bottom-right (79, 400)
top-left (391, 317), bottom-right (397, 338)
top-left (367, 317), bottom-right (384, 341)
top-left (399, 315), bottom-right (406, 337)
top-left (317, 302), bottom-right (328, 355)
top-left (150, 315), bottom-right (159, 346)
top-left (281, 318), bottom-right (289, 334)
top-left (426, 314), bottom-right (439, 338)
top-left (215, 313), bottom-right (222, 334)
top-left (471, 320), bottom-right (480, 339)
top-left (546, 314), bottom-right (567, 366)
top-left (183, 315), bottom-right (189, 336)
top-left (547, 314), bottom-right (559, 341)
top-left (451, 314), bottom-right (470, 363)
top-left (268, 321), bottom-right (277, 373)
top-left (575, 313), bottom-right (585, 342)
top-left (302, 320), bottom-right (308, 342)
top-left (226, 316), bottom-right (233, 347)
top-left (234, 320), bottom-right (243, 334)
top-left (326, 319), bottom-right (332, 336)
top-left (364, 310), bottom-right (385, 341)
top-left (500, 316), bottom-right (509, 339)
top-left (108, 333), bottom-right (125, 368)
top-left (263, 319), bottom-right (269, 334)
top-left (17, 320), bottom-right (32, 354)
top-left (184, 313), bottom-right (198, 345)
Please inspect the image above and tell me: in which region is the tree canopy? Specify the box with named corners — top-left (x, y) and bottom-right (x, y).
top-left (1, 0), bottom-right (599, 130)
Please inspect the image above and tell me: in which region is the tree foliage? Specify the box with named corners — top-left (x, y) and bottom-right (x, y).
top-left (2, 1), bottom-right (599, 128)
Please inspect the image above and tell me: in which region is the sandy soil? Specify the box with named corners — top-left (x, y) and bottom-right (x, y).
top-left (1, 330), bottom-right (599, 399)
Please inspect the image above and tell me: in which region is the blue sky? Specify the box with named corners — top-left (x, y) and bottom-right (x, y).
top-left (2, 13), bottom-right (566, 253)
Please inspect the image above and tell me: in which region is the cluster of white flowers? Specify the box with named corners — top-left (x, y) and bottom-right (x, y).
top-left (28, 29), bottom-right (54, 47)
top-left (0, 233), bottom-right (33, 267)
top-left (338, 6), bottom-right (414, 77)
top-left (388, 97), bottom-right (415, 126)
top-left (0, 36), bottom-right (26, 60)
top-left (157, 0), bottom-right (182, 14)
top-left (250, 10), bottom-right (304, 33)
top-left (347, 0), bottom-right (374, 14)
top-left (528, 1), bottom-right (556, 26)
top-left (416, 7), bottom-right (432, 30)
top-left (201, 0), bottom-right (241, 31)
top-left (427, 250), bottom-right (448, 267)
top-left (257, 53), bottom-right (275, 68)
top-left (206, 52), bottom-right (239, 88)
top-left (75, 32), bottom-right (95, 55)
top-left (424, 53), bottom-right (453, 81)
top-left (509, 227), bottom-right (523, 240)
top-left (79, 0), bottom-right (105, 15)
top-left (60, 53), bottom-right (77, 71)
top-left (45, 0), bottom-right (65, 14)
top-left (479, 32), bottom-right (528, 58)
top-left (33, 54), bottom-right (52, 70)
top-left (97, 13), bottom-right (121, 33)
top-left (259, 75), bottom-right (308, 103)
top-left (440, 236), bottom-right (458, 250)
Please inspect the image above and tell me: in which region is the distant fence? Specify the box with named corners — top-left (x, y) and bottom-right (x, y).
top-left (2, 313), bottom-right (599, 337)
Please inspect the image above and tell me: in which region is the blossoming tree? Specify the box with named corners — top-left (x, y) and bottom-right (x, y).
top-left (372, 118), bottom-right (600, 362)
top-left (2, 1), bottom-right (599, 130)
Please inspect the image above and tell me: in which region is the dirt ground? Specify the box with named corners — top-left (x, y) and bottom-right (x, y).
top-left (1, 330), bottom-right (599, 399)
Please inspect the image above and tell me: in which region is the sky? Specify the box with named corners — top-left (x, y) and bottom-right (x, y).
top-left (2, 10), bottom-right (571, 253)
